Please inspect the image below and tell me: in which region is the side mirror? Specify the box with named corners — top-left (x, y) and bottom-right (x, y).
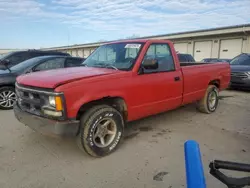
top-left (1, 59), bottom-right (10, 66)
top-left (32, 69), bottom-right (40, 72)
top-left (25, 69), bottom-right (32, 74)
top-left (143, 59), bottom-right (158, 70)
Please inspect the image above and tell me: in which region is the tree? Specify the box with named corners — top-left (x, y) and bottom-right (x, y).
top-left (125, 34), bottom-right (140, 39)
top-left (98, 39), bottom-right (107, 42)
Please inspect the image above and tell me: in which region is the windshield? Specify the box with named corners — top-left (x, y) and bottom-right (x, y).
top-left (201, 58), bottom-right (217, 63)
top-left (230, 54), bottom-right (250, 66)
top-left (177, 54), bottom-right (186, 62)
top-left (10, 56), bottom-right (45, 72)
top-left (82, 42), bottom-right (143, 70)
top-left (178, 54), bottom-right (194, 62)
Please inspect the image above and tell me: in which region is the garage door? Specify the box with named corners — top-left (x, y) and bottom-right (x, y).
top-left (194, 41), bottom-right (212, 61)
top-left (72, 50), bottom-right (77, 57)
top-left (174, 43), bottom-right (188, 53)
top-left (219, 39), bottom-right (242, 59)
top-left (84, 49), bottom-right (90, 58)
top-left (77, 49), bottom-right (84, 57)
top-left (67, 50), bottom-right (72, 55)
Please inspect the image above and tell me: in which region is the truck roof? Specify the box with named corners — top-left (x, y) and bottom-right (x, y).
top-left (107, 39), bottom-right (172, 44)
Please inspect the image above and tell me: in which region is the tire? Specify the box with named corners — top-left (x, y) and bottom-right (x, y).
top-left (197, 85), bottom-right (219, 114)
top-left (0, 86), bottom-right (17, 110)
top-left (77, 105), bottom-right (124, 157)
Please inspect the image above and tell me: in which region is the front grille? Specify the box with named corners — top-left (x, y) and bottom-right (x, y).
top-left (16, 85), bottom-right (48, 116)
top-left (231, 72), bottom-right (248, 79)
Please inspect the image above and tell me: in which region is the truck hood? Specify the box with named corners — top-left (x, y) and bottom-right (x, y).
top-left (230, 65), bottom-right (250, 72)
top-left (17, 67), bottom-right (120, 88)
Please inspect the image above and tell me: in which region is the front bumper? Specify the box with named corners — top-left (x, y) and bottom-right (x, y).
top-left (230, 78), bottom-right (250, 89)
top-left (14, 104), bottom-right (79, 136)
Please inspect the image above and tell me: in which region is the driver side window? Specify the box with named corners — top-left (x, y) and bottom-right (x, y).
top-left (33, 58), bottom-right (65, 72)
top-left (142, 44), bottom-right (175, 73)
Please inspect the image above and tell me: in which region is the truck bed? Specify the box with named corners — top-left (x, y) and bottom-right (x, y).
top-left (180, 62), bottom-right (230, 105)
top-left (180, 62), bottom-right (210, 66)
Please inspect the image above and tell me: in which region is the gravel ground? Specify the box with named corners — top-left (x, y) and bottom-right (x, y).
top-left (0, 90), bottom-right (249, 188)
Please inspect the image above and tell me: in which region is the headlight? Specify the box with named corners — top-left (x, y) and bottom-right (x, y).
top-left (44, 95), bottom-right (63, 117)
top-left (49, 96), bottom-right (56, 107)
top-left (247, 72), bottom-right (250, 75)
top-left (48, 96), bottom-right (63, 111)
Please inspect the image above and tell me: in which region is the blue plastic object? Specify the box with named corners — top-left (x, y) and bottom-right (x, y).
top-left (184, 140), bottom-right (206, 188)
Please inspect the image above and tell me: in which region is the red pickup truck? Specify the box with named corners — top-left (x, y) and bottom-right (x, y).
top-left (14, 39), bottom-right (230, 157)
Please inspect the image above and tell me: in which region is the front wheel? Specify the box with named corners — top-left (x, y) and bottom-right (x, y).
top-left (197, 85), bottom-right (219, 114)
top-left (77, 105), bottom-right (124, 157)
top-left (0, 87), bottom-right (17, 110)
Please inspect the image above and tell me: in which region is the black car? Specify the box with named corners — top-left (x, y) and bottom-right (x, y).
top-left (201, 58), bottom-right (231, 63)
top-left (0, 55), bottom-right (84, 110)
top-left (229, 53), bottom-right (250, 89)
top-left (0, 50), bottom-right (70, 68)
top-left (177, 53), bottom-right (195, 62)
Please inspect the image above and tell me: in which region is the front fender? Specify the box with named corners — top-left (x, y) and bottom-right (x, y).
top-left (67, 90), bottom-right (128, 118)
top-left (0, 77), bottom-right (16, 87)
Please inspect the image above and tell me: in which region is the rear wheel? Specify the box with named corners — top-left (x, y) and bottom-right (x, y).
top-left (197, 85), bottom-right (219, 114)
top-left (77, 105), bottom-right (124, 157)
top-left (0, 87), bottom-right (17, 110)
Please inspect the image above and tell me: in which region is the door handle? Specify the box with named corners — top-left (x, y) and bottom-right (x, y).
top-left (174, 76), bottom-right (180, 81)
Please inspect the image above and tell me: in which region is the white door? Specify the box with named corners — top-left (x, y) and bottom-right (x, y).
top-left (77, 49), bottom-right (84, 57)
top-left (174, 43), bottom-right (188, 53)
top-left (219, 39), bottom-right (242, 59)
top-left (72, 50), bottom-right (77, 57)
top-left (84, 49), bottom-right (90, 58)
top-left (194, 41), bottom-right (212, 61)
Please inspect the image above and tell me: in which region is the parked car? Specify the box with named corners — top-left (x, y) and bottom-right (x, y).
top-left (0, 55), bottom-right (84, 110)
top-left (220, 59), bottom-right (231, 63)
top-left (177, 53), bottom-right (195, 62)
top-left (14, 39), bottom-right (230, 157)
top-left (229, 53), bottom-right (250, 89)
top-left (0, 50), bottom-right (70, 69)
top-left (201, 58), bottom-right (231, 63)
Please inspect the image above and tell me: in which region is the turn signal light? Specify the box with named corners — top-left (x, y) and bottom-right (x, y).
top-left (55, 96), bottom-right (63, 111)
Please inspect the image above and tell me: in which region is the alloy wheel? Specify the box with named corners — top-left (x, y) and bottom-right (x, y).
top-left (93, 118), bottom-right (117, 148)
top-left (208, 90), bottom-right (217, 110)
top-left (0, 90), bottom-right (17, 108)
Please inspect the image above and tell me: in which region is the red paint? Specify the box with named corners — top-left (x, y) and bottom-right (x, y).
top-left (17, 40), bottom-right (230, 121)
top-left (17, 67), bottom-right (119, 88)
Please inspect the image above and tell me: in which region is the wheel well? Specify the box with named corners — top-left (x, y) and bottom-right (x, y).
top-left (209, 80), bottom-right (220, 89)
top-left (76, 97), bottom-right (128, 121)
top-left (0, 84), bottom-right (15, 88)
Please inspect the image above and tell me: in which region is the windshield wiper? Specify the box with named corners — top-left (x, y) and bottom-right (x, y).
top-left (92, 63), bottom-right (118, 70)
top-left (0, 60), bottom-right (11, 72)
top-left (80, 64), bottom-right (88, 67)
top-left (105, 65), bottom-right (118, 70)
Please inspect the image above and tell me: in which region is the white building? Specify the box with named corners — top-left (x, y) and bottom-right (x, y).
top-left (44, 24), bottom-right (250, 61)
top-left (0, 49), bottom-right (23, 55)
top-left (2, 24), bottom-right (250, 61)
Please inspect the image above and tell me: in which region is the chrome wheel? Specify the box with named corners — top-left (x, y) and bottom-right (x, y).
top-left (93, 118), bottom-right (117, 148)
top-left (208, 90), bottom-right (217, 109)
top-left (0, 90), bottom-right (17, 108)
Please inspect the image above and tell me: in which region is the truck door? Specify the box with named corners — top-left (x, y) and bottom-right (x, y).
top-left (129, 43), bottom-right (183, 120)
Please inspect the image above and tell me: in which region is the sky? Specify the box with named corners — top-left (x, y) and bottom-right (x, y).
top-left (1, 0), bottom-right (250, 49)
